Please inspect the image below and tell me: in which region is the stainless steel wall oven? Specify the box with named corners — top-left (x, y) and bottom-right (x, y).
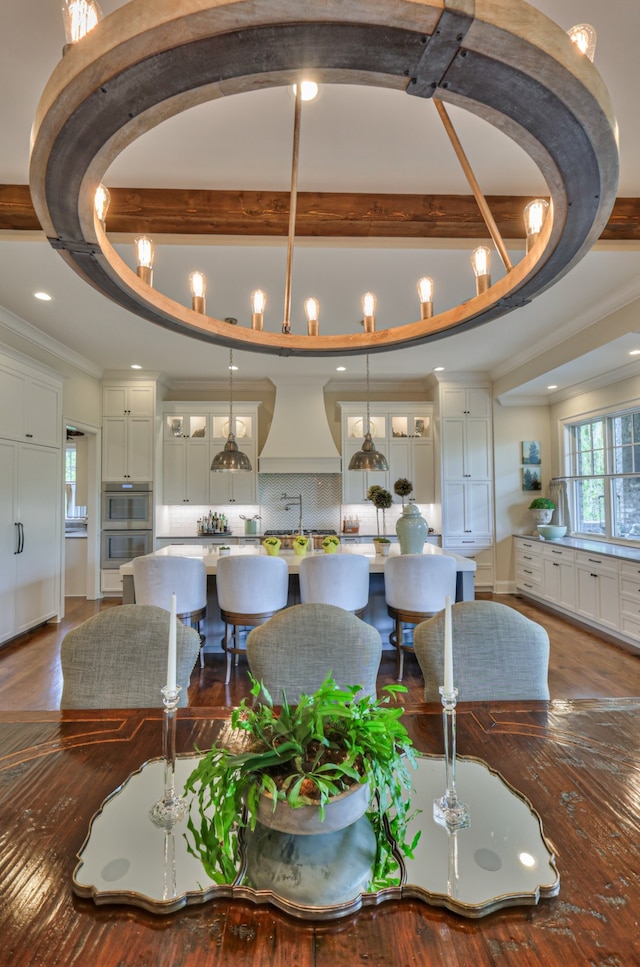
top-left (101, 482), bottom-right (153, 568)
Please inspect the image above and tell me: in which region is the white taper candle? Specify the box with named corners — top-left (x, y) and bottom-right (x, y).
top-left (444, 595), bottom-right (453, 694)
top-left (167, 592), bottom-right (177, 692)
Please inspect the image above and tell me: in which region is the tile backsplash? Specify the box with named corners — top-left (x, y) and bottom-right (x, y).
top-left (156, 473), bottom-right (434, 537)
top-left (258, 474), bottom-right (342, 532)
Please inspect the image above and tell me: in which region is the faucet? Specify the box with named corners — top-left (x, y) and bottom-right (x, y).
top-left (281, 492), bottom-right (303, 535)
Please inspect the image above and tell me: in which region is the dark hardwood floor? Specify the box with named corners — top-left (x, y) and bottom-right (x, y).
top-left (1, 593), bottom-right (639, 711)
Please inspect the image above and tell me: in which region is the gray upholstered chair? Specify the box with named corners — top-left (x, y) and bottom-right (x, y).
top-left (246, 602), bottom-right (382, 703)
top-left (216, 554), bottom-right (290, 685)
top-left (413, 600), bottom-right (550, 702)
top-left (132, 555), bottom-right (208, 667)
top-left (299, 553), bottom-right (370, 616)
top-left (60, 604), bottom-right (200, 708)
top-left (384, 553), bottom-right (458, 682)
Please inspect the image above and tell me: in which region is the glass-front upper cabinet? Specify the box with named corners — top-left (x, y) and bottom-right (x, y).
top-left (164, 413), bottom-right (208, 440)
top-left (345, 414), bottom-right (387, 440)
top-left (390, 414), bottom-right (432, 439)
top-left (211, 413), bottom-right (254, 441)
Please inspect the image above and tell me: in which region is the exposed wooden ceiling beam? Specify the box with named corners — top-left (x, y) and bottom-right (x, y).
top-left (2, 184), bottom-right (639, 241)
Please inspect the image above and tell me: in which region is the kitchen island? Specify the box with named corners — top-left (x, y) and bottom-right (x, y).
top-left (120, 543), bottom-right (475, 650)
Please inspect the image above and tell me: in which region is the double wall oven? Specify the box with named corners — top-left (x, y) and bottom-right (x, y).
top-left (101, 481), bottom-right (153, 569)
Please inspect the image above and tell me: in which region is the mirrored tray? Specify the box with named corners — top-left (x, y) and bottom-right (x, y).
top-left (73, 753), bottom-right (559, 921)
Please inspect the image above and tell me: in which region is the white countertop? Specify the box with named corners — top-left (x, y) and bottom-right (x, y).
top-left (120, 542), bottom-right (475, 576)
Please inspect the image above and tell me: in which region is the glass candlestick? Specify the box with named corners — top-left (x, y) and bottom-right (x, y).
top-left (433, 686), bottom-right (470, 830)
top-left (149, 684), bottom-right (188, 828)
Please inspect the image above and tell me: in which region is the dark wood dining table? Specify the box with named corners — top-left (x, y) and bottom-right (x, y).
top-left (1, 698), bottom-right (638, 967)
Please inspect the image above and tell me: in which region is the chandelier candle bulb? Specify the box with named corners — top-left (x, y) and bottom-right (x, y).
top-left (189, 271), bottom-right (206, 314)
top-left (94, 184), bottom-right (110, 224)
top-left (167, 592), bottom-right (177, 693)
top-left (250, 289), bottom-right (266, 330)
top-left (444, 595), bottom-right (453, 695)
top-left (134, 236), bottom-right (155, 285)
top-left (568, 24), bottom-right (597, 62)
top-left (304, 297), bottom-right (319, 336)
top-left (61, 0), bottom-right (102, 46)
top-left (471, 246), bottom-right (491, 295)
top-left (417, 277), bottom-right (434, 319)
top-left (524, 199), bottom-right (550, 253)
top-left (362, 292), bottom-right (376, 333)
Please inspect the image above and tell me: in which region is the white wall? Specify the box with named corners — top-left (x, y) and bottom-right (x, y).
top-left (493, 401), bottom-right (552, 593)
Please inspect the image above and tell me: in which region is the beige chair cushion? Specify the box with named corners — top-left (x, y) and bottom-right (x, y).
top-left (414, 600), bottom-right (550, 702)
top-left (60, 604), bottom-right (200, 708)
top-left (246, 602), bottom-right (382, 704)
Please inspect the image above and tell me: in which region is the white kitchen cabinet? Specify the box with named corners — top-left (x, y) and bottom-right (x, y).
top-left (102, 380), bottom-right (155, 482)
top-left (0, 355), bottom-right (61, 448)
top-left (441, 386), bottom-right (492, 419)
top-left (103, 383), bottom-right (155, 419)
top-left (541, 545), bottom-right (576, 612)
top-left (160, 402), bottom-right (259, 507)
top-left (342, 439), bottom-right (388, 503)
top-left (210, 441), bottom-right (257, 503)
top-left (440, 383), bottom-right (493, 583)
top-left (575, 551), bottom-right (620, 631)
top-left (102, 415), bottom-right (154, 481)
top-left (340, 403), bottom-right (434, 505)
top-left (620, 561), bottom-right (640, 639)
top-left (0, 440), bottom-right (62, 644)
top-left (163, 440), bottom-right (210, 504)
top-left (514, 537), bottom-right (543, 594)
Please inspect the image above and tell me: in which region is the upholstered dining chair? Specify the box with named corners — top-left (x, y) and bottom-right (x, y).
top-left (60, 604), bottom-right (200, 708)
top-left (384, 553), bottom-right (458, 682)
top-left (298, 553), bottom-right (370, 616)
top-left (216, 554), bottom-right (290, 685)
top-left (246, 602), bottom-right (382, 704)
top-left (132, 555), bottom-right (208, 667)
top-left (413, 600), bottom-right (550, 702)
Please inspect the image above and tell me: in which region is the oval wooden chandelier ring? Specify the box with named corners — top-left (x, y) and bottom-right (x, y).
top-left (29, 0), bottom-right (619, 358)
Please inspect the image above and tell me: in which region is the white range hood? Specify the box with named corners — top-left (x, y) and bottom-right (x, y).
top-left (259, 377), bottom-right (341, 474)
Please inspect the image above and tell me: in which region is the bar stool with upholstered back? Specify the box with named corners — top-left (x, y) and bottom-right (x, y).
top-left (384, 553), bottom-right (457, 682)
top-left (298, 553), bottom-right (370, 617)
top-left (132, 555), bottom-right (208, 667)
top-left (216, 554), bottom-right (289, 685)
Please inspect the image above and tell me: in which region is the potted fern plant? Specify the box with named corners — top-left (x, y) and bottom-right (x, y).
top-left (184, 675), bottom-right (420, 890)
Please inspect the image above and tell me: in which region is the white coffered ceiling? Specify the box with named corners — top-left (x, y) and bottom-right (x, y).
top-left (1, 0), bottom-right (639, 402)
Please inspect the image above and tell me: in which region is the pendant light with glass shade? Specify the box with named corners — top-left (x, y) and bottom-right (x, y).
top-left (210, 350), bottom-right (252, 472)
top-left (348, 356), bottom-right (389, 472)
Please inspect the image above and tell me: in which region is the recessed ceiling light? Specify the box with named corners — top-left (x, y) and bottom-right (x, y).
top-left (336, 366), bottom-right (346, 372)
top-left (433, 366), bottom-right (445, 372)
top-left (547, 384), bottom-right (558, 390)
top-left (229, 364), bottom-right (238, 371)
top-left (34, 291), bottom-right (52, 301)
top-left (629, 350), bottom-right (640, 356)
top-left (130, 364), bottom-right (142, 370)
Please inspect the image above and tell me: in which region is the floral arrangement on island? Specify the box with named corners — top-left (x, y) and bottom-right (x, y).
top-left (293, 534), bottom-right (310, 555)
top-left (322, 534), bottom-right (341, 553)
top-left (262, 536), bottom-right (281, 556)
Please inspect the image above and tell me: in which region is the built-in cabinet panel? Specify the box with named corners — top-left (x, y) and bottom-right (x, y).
top-left (0, 357), bottom-right (61, 448)
top-left (1, 439), bottom-right (61, 644)
top-left (440, 382), bottom-right (494, 588)
top-left (102, 381), bottom-right (155, 482)
top-left (339, 403), bottom-right (434, 506)
top-left (163, 440), bottom-right (210, 504)
top-left (0, 352), bottom-right (62, 644)
top-left (575, 552), bottom-right (620, 631)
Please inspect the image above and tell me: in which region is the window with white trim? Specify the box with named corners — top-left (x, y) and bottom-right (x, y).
top-left (567, 409), bottom-right (640, 541)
